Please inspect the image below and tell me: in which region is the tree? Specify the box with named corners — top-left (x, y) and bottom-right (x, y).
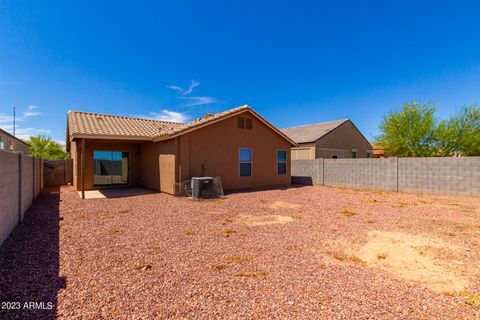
top-left (437, 105), bottom-right (480, 156)
top-left (26, 135), bottom-right (69, 160)
top-left (377, 101), bottom-right (439, 157)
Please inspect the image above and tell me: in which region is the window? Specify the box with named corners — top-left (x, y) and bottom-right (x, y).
top-left (277, 150), bottom-right (287, 175)
top-left (245, 118), bottom-right (253, 130)
top-left (367, 151), bottom-right (372, 158)
top-left (332, 155), bottom-right (338, 159)
top-left (352, 151), bottom-right (357, 158)
top-left (0, 137), bottom-right (4, 150)
top-left (239, 148), bottom-right (252, 177)
top-left (93, 151), bottom-right (129, 186)
top-left (237, 117), bottom-right (245, 129)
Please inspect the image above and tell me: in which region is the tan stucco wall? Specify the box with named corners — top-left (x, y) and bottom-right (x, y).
top-left (306, 121), bottom-right (372, 158)
top-left (291, 145), bottom-right (316, 160)
top-left (176, 111), bottom-right (292, 190)
top-left (0, 130), bottom-right (30, 154)
top-left (137, 139), bottom-right (176, 193)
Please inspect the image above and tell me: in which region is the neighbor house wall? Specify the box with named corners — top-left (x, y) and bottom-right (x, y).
top-left (291, 145), bottom-right (316, 160)
top-left (0, 129), bottom-right (30, 154)
top-left (0, 151), bottom-right (44, 247)
top-left (314, 121), bottom-right (371, 159)
top-left (176, 111), bottom-right (292, 190)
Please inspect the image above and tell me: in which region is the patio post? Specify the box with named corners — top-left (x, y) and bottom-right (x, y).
top-left (81, 138), bottom-right (85, 199)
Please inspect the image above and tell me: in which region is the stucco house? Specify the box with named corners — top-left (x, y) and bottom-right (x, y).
top-left (281, 119), bottom-right (372, 159)
top-left (66, 105), bottom-right (297, 198)
top-left (0, 128), bottom-right (30, 154)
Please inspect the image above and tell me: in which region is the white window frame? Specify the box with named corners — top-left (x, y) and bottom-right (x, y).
top-left (277, 150), bottom-right (287, 175)
top-left (239, 148), bottom-right (252, 177)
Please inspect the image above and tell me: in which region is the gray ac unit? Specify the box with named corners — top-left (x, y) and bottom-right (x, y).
top-left (191, 177), bottom-right (215, 199)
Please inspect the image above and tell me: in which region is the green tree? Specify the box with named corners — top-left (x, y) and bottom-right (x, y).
top-left (437, 105), bottom-right (480, 156)
top-left (377, 101), bottom-right (439, 157)
top-left (26, 135), bottom-right (69, 160)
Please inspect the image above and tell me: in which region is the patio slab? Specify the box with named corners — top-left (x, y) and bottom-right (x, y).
top-left (77, 187), bottom-right (156, 199)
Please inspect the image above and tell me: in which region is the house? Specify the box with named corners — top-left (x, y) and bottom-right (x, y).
top-left (0, 128), bottom-right (30, 154)
top-left (281, 119), bottom-right (372, 159)
top-left (370, 142), bottom-right (389, 158)
top-left (66, 105), bottom-right (297, 197)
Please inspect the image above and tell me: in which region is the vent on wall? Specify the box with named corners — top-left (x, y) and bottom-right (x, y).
top-left (245, 118), bottom-right (252, 129)
top-left (237, 117), bottom-right (245, 129)
top-left (237, 117), bottom-right (252, 130)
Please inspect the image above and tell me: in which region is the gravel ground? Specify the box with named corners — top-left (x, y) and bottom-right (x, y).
top-left (1, 185), bottom-right (479, 319)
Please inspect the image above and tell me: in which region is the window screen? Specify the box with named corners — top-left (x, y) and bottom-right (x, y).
top-left (277, 150), bottom-right (287, 175)
top-left (239, 148), bottom-right (252, 177)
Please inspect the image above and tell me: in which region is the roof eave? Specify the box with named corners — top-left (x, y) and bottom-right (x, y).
top-left (70, 133), bottom-right (153, 141)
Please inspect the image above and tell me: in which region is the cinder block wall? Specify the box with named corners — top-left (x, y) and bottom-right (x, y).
top-left (398, 157), bottom-right (480, 196)
top-left (291, 159), bottom-right (323, 185)
top-left (21, 155), bottom-right (34, 221)
top-left (0, 151), bottom-right (44, 247)
top-left (324, 158), bottom-right (398, 192)
top-left (0, 151), bottom-right (21, 246)
top-left (291, 157), bottom-right (480, 196)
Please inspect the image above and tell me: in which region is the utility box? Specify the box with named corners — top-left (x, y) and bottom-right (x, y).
top-left (191, 177), bottom-right (214, 199)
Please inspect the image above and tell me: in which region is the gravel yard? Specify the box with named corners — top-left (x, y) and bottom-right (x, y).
top-left (1, 185), bottom-right (480, 319)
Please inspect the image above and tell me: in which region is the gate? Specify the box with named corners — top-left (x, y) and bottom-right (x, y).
top-left (44, 159), bottom-right (73, 187)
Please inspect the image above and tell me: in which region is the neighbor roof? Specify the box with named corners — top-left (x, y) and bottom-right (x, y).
top-left (281, 119), bottom-right (349, 144)
top-left (0, 127), bottom-right (29, 146)
top-left (67, 105), bottom-right (296, 147)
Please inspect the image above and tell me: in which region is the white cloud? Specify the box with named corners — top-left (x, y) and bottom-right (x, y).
top-left (133, 109), bottom-right (189, 123)
top-left (24, 105), bottom-right (42, 117)
top-left (11, 127), bottom-right (52, 140)
top-left (179, 96), bottom-right (216, 106)
top-left (166, 80), bottom-right (200, 96)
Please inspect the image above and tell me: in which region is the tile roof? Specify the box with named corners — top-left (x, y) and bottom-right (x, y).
top-left (153, 105), bottom-right (250, 138)
top-left (67, 111), bottom-right (183, 139)
top-left (281, 119), bottom-right (349, 143)
top-left (67, 105), bottom-right (296, 145)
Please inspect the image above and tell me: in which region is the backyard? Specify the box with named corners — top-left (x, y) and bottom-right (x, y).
top-left (0, 185), bottom-right (479, 319)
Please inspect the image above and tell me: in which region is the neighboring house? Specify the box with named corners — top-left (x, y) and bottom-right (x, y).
top-left (371, 142), bottom-right (389, 158)
top-left (66, 105), bottom-right (297, 197)
top-left (0, 128), bottom-right (30, 154)
top-left (281, 119), bottom-right (372, 159)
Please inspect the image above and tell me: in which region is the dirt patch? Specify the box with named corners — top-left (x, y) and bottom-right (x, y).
top-left (235, 214), bottom-right (297, 227)
top-left (270, 201), bottom-right (301, 209)
top-left (356, 231), bottom-right (468, 292)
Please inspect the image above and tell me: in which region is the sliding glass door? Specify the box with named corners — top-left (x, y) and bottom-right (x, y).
top-left (93, 151), bottom-right (129, 186)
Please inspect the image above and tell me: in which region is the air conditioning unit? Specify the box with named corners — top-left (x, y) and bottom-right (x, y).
top-left (191, 177), bottom-right (215, 199)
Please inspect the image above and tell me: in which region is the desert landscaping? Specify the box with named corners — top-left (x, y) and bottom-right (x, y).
top-left (1, 185), bottom-right (479, 319)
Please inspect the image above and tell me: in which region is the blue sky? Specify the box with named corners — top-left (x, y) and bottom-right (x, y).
top-left (1, 1), bottom-right (480, 144)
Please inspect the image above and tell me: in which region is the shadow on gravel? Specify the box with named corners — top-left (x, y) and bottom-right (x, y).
top-left (224, 184), bottom-right (311, 195)
top-left (0, 187), bottom-right (64, 320)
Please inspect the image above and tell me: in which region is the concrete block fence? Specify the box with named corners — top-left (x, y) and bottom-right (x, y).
top-left (291, 157), bottom-right (480, 196)
top-left (0, 150), bottom-right (44, 247)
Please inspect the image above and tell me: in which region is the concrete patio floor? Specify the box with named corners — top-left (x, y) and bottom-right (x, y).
top-left (77, 187), bottom-right (156, 199)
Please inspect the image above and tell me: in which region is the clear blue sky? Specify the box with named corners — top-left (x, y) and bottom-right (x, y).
top-left (1, 1), bottom-right (480, 144)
